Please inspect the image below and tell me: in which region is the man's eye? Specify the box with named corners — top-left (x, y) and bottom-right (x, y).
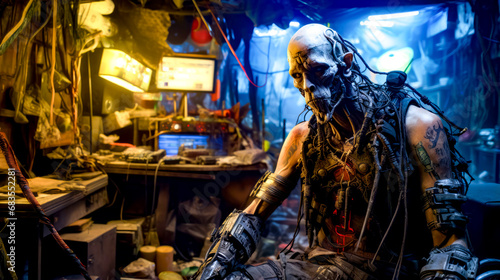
top-left (292, 73), bottom-right (301, 79)
top-left (313, 66), bottom-right (328, 74)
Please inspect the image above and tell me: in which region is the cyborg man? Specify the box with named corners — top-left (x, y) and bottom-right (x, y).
top-left (193, 24), bottom-right (477, 280)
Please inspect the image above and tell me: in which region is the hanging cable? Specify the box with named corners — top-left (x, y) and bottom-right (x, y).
top-left (0, 0), bottom-right (36, 55)
top-left (206, 7), bottom-right (267, 88)
top-left (49, 0), bottom-right (57, 125)
top-left (192, 0), bottom-right (212, 36)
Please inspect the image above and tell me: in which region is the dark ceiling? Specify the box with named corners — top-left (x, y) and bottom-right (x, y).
top-left (105, 0), bottom-right (480, 70)
top-left (117, 0), bottom-right (467, 26)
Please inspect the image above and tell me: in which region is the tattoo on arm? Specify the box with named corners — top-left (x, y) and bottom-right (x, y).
top-left (283, 136), bottom-right (299, 167)
top-left (424, 122), bottom-right (444, 148)
top-left (434, 139), bottom-right (451, 170)
top-left (414, 141), bottom-right (440, 180)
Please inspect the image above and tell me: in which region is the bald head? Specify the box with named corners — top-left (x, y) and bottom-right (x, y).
top-left (287, 24), bottom-right (331, 62)
top-left (286, 24), bottom-right (355, 124)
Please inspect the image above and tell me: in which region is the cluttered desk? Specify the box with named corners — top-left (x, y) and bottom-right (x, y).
top-left (95, 148), bottom-right (267, 266)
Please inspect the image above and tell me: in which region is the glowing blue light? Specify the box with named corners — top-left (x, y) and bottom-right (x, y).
top-left (254, 24), bottom-right (287, 37)
top-left (289, 21), bottom-right (300, 28)
top-left (360, 20), bottom-right (394, 27)
top-left (368, 11), bottom-right (419, 21)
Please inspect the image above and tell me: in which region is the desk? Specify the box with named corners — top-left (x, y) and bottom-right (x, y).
top-left (102, 161), bottom-right (267, 258)
top-left (0, 174), bottom-right (108, 280)
top-left (103, 161), bottom-right (268, 179)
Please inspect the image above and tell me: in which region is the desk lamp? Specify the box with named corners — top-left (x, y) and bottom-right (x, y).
top-left (99, 49), bottom-right (152, 92)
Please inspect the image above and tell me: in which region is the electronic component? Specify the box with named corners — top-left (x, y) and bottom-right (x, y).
top-left (196, 155), bottom-right (217, 165)
top-left (122, 149), bottom-right (166, 163)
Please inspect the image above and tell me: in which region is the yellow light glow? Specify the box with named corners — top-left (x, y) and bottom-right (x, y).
top-left (99, 49), bottom-right (152, 92)
top-left (115, 57), bottom-right (127, 68)
top-left (100, 75), bottom-right (145, 92)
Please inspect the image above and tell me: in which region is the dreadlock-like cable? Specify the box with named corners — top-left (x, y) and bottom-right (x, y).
top-left (302, 142), bottom-right (314, 247)
top-left (370, 132), bottom-right (405, 266)
top-left (355, 135), bottom-right (385, 252)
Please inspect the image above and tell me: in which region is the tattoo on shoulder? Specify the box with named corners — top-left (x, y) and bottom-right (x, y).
top-left (424, 122), bottom-right (445, 149)
top-left (414, 141), bottom-right (440, 180)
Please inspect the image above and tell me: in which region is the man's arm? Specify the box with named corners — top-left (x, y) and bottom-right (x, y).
top-left (406, 105), bottom-right (477, 280)
top-left (244, 121), bottom-right (309, 220)
top-left (406, 105), bottom-right (465, 247)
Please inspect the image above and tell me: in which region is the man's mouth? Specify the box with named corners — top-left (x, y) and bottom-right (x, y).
top-left (308, 98), bottom-right (333, 124)
top-left (316, 110), bottom-right (333, 124)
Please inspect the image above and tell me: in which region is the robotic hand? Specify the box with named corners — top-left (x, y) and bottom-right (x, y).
top-left (192, 210), bottom-right (263, 280)
top-left (420, 244), bottom-right (478, 280)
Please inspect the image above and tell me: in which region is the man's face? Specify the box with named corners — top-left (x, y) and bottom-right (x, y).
top-left (288, 33), bottom-right (339, 124)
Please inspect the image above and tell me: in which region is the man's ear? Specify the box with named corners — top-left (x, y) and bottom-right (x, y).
top-left (343, 52), bottom-right (353, 69)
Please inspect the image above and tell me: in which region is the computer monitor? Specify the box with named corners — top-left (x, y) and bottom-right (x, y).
top-left (156, 54), bottom-right (217, 93)
top-left (158, 134), bottom-right (209, 156)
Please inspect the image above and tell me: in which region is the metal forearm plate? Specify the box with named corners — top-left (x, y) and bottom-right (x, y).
top-left (249, 171), bottom-right (295, 206)
top-left (423, 179), bottom-right (468, 232)
top-left (211, 210), bottom-right (263, 262)
top-left (420, 244), bottom-right (478, 280)
top-left (193, 211), bottom-right (263, 280)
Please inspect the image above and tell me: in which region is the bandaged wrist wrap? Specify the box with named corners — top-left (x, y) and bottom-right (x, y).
top-left (249, 171), bottom-right (295, 206)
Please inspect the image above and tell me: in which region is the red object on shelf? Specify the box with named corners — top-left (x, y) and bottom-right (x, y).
top-left (211, 79), bottom-right (220, 102)
top-left (191, 16), bottom-right (212, 46)
top-left (110, 142), bottom-right (135, 148)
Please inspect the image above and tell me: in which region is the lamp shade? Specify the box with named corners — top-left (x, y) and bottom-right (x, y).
top-left (98, 49), bottom-right (152, 92)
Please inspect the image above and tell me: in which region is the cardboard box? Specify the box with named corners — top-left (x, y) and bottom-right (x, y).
top-left (43, 224), bottom-right (117, 280)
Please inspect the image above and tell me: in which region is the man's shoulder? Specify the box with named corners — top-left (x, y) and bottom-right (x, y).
top-left (289, 121), bottom-right (310, 139)
top-left (405, 105), bottom-right (443, 143)
top-left (405, 105), bottom-right (441, 128)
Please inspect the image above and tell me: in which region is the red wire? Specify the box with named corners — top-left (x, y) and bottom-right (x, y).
top-left (208, 8), bottom-right (267, 88)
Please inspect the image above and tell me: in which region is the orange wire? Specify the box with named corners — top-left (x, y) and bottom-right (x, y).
top-left (208, 8), bottom-right (267, 88)
top-left (49, 0), bottom-right (57, 125)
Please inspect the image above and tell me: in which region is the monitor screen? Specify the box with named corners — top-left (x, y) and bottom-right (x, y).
top-left (156, 55), bottom-right (216, 93)
top-left (158, 134), bottom-right (209, 155)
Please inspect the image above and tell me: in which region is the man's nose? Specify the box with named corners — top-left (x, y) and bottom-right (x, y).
top-left (302, 76), bottom-right (316, 93)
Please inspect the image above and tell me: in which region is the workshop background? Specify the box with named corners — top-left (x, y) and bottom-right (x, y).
top-left (0, 0), bottom-right (499, 279)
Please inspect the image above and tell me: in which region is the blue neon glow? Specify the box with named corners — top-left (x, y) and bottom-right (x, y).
top-left (368, 11), bottom-right (419, 21)
top-left (360, 20), bottom-right (394, 27)
top-left (158, 134), bottom-right (209, 155)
